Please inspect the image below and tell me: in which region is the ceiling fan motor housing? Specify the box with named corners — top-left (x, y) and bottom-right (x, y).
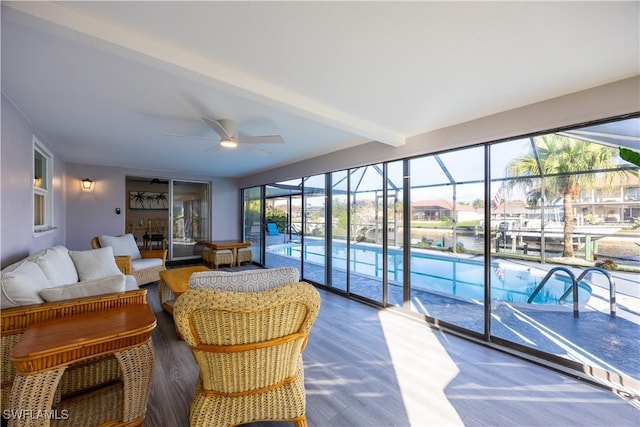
top-left (217, 119), bottom-right (238, 139)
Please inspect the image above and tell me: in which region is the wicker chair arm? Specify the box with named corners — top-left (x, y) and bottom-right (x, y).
top-left (114, 255), bottom-right (133, 274)
top-left (1, 289), bottom-right (147, 336)
top-left (140, 249), bottom-right (167, 265)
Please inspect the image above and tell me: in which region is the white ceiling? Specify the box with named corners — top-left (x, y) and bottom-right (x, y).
top-left (2, 1), bottom-right (638, 178)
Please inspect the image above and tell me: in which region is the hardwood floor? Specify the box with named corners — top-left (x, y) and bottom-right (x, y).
top-left (143, 281), bottom-right (639, 427)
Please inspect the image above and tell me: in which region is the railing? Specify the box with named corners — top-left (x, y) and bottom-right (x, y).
top-left (527, 267), bottom-right (579, 317)
top-left (527, 266), bottom-right (617, 318)
top-left (560, 267), bottom-right (616, 317)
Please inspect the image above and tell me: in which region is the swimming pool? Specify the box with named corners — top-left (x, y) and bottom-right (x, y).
top-left (268, 241), bottom-right (592, 305)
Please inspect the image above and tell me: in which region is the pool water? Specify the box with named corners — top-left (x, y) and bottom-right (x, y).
top-left (268, 241), bottom-right (592, 305)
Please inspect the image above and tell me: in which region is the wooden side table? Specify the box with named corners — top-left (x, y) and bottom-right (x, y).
top-left (8, 305), bottom-right (156, 427)
top-left (159, 266), bottom-right (210, 316)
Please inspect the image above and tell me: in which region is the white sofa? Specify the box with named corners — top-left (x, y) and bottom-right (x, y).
top-left (1, 245), bottom-right (138, 308)
top-left (1, 246), bottom-right (146, 418)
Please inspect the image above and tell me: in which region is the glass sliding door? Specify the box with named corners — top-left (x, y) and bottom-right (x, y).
top-left (170, 180), bottom-right (209, 260)
top-left (330, 170), bottom-right (349, 292)
top-left (242, 186), bottom-right (263, 265)
top-left (264, 179), bottom-right (303, 269)
top-left (386, 160), bottom-right (405, 307)
top-left (489, 123), bottom-right (640, 387)
top-left (302, 174), bottom-right (326, 285)
top-left (408, 148), bottom-right (485, 332)
top-left (348, 165), bottom-right (384, 304)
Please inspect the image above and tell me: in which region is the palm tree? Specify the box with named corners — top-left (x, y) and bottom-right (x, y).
top-left (506, 134), bottom-right (619, 258)
top-left (130, 191), bottom-right (148, 209)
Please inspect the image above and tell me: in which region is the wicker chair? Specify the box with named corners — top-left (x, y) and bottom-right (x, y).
top-left (174, 282), bottom-right (321, 427)
top-left (92, 235), bottom-right (166, 285)
top-left (1, 289), bottom-right (150, 426)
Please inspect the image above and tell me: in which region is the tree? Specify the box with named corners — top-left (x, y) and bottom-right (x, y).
top-left (506, 135), bottom-right (619, 258)
top-left (130, 191), bottom-right (148, 209)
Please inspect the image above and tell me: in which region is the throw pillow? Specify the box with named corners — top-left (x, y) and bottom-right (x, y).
top-left (34, 246), bottom-right (79, 286)
top-left (0, 261), bottom-right (50, 307)
top-left (190, 267), bottom-right (300, 292)
top-left (69, 247), bottom-right (122, 281)
top-left (98, 234), bottom-right (142, 260)
top-left (40, 274), bottom-right (126, 302)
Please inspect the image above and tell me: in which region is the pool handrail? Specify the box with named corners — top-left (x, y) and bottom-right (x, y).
top-left (527, 266), bottom-right (579, 317)
top-left (560, 267), bottom-right (616, 317)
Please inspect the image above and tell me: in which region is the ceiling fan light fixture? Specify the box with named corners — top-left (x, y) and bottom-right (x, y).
top-left (220, 139), bottom-right (238, 149)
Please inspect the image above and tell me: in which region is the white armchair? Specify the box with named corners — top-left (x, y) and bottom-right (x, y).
top-left (92, 234), bottom-right (166, 285)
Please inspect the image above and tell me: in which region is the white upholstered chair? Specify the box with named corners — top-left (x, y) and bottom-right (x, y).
top-left (92, 234), bottom-right (166, 285)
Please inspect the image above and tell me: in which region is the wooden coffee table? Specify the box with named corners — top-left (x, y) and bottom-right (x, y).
top-left (9, 304), bottom-right (156, 427)
top-left (159, 266), bottom-right (210, 315)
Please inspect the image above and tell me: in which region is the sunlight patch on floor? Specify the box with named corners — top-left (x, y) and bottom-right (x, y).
top-left (378, 309), bottom-right (464, 426)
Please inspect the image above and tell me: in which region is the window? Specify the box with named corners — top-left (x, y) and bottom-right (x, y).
top-left (33, 137), bottom-right (53, 233)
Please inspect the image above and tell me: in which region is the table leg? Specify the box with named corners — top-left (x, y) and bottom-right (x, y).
top-left (8, 367), bottom-right (66, 427)
top-left (159, 280), bottom-right (175, 314)
top-left (115, 340), bottom-right (154, 423)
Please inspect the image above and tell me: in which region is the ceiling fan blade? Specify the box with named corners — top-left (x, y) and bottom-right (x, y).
top-left (236, 135), bottom-right (285, 145)
top-left (205, 144), bottom-right (221, 154)
top-left (238, 145), bottom-right (271, 157)
top-left (202, 117), bottom-right (232, 139)
top-left (161, 132), bottom-right (218, 141)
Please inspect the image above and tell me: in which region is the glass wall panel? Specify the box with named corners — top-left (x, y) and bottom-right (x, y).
top-left (264, 179), bottom-right (303, 269)
top-left (491, 123), bottom-right (640, 387)
top-left (387, 160), bottom-right (405, 307)
top-left (242, 186), bottom-right (263, 265)
top-left (408, 148), bottom-right (485, 332)
top-left (348, 165), bottom-right (384, 303)
top-left (250, 115), bottom-right (639, 394)
top-left (302, 175), bottom-right (326, 284)
top-left (171, 180), bottom-right (209, 260)
top-left (330, 170), bottom-right (349, 291)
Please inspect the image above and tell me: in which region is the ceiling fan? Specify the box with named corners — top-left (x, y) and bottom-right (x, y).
top-left (163, 117), bottom-right (285, 156)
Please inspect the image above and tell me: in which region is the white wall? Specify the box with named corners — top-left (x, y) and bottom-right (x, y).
top-left (1, 94), bottom-right (67, 267)
top-left (65, 163), bottom-right (240, 251)
top-left (238, 77), bottom-right (640, 188)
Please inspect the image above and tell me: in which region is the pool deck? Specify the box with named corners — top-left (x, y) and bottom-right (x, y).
top-left (264, 240), bottom-right (639, 396)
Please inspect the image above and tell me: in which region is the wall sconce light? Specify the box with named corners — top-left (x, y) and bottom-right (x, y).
top-left (81, 178), bottom-right (94, 191)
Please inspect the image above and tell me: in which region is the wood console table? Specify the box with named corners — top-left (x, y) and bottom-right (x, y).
top-left (8, 305), bottom-right (156, 427)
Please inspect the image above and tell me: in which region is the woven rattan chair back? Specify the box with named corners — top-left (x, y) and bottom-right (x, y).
top-left (174, 282), bottom-right (320, 427)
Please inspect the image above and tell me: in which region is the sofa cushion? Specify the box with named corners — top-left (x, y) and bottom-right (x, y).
top-left (1, 260), bottom-right (51, 308)
top-left (34, 246), bottom-right (79, 286)
top-left (99, 234), bottom-right (142, 260)
top-left (39, 274), bottom-right (126, 302)
top-left (189, 267), bottom-right (300, 292)
top-left (125, 275), bottom-right (139, 291)
top-left (69, 247), bottom-right (122, 281)
top-left (131, 258), bottom-right (164, 271)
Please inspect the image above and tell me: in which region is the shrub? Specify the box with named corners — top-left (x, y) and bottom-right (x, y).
top-left (595, 259), bottom-right (618, 270)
